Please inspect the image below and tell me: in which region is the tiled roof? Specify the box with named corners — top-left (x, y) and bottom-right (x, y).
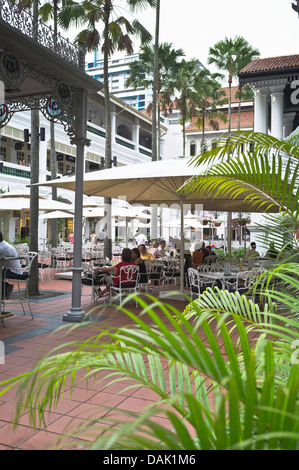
top-left (186, 110), bottom-right (254, 132)
top-left (240, 55), bottom-right (299, 74)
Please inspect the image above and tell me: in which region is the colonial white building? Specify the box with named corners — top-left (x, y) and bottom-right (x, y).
top-left (239, 54), bottom-right (299, 139)
top-left (0, 89), bottom-right (165, 243)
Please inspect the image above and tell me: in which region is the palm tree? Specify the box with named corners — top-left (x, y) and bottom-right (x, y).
top-left (208, 36), bottom-right (259, 134)
top-left (39, 0), bottom-right (66, 249)
top-left (168, 58), bottom-right (201, 156)
top-left (125, 42), bottom-right (184, 159)
top-left (190, 69), bottom-right (228, 150)
top-left (60, 0), bottom-right (155, 259)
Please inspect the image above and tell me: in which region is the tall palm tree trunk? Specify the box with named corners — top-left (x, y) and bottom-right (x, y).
top-left (51, 0), bottom-right (59, 249)
top-left (103, 0), bottom-right (112, 259)
top-left (28, 0), bottom-right (40, 296)
top-left (228, 73), bottom-right (232, 133)
top-left (151, 0), bottom-right (160, 240)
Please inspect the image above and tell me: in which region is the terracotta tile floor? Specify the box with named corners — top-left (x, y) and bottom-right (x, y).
top-left (0, 269), bottom-right (247, 450)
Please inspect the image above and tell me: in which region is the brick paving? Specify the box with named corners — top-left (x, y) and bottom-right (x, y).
top-left (0, 270), bottom-right (195, 450)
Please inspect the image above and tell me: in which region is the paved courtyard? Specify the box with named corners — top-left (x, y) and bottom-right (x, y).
top-left (0, 273), bottom-right (193, 450)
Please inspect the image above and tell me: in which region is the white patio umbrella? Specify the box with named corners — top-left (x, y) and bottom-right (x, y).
top-left (35, 157), bottom-right (280, 298)
top-left (0, 196), bottom-right (74, 212)
top-left (39, 210), bottom-right (74, 220)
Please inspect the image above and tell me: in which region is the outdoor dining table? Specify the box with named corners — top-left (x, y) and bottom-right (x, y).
top-left (198, 271), bottom-right (239, 290)
top-left (0, 255), bottom-right (25, 324)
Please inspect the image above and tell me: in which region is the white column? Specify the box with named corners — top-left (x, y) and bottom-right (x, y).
top-left (253, 87), bottom-right (268, 134)
top-left (270, 86), bottom-right (284, 139)
top-left (39, 139), bottom-right (48, 183)
top-left (132, 118), bottom-right (140, 154)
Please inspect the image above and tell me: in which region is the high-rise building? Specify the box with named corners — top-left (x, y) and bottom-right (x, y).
top-left (86, 50), bottom-right (153, 111)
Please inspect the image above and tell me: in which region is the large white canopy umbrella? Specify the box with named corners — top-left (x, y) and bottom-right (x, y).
top-left (0, 196), bottom-right (74, 212)
top-left (35, 157), bottom-right (281, 306)
top-left (39, 210), bottom-right (74, 220)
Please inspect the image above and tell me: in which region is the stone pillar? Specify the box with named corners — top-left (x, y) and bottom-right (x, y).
top-left (63, 88), bottom-right (90, 323)
top-left (253, 87), bottom-right (268, 134)
top-left (270, 85), bottom-right (284, 139)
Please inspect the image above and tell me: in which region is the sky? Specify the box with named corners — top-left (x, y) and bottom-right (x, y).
top-left (73, 0), bottom-right (299, 84)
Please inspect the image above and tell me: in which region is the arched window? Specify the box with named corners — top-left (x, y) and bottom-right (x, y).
top-left (201, 140), bottom-right (207, 153)
top-left (117, 124), bottom-right (132, 141)
top-left (190, 141), bottom-right (197, 156)
top-left (211, 140), bottom-right (218, 149)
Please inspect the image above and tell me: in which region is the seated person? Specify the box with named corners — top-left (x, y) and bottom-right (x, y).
top-left (158, 240), bottom-right (166, 257)
top-left (96, 248), bottom-right (137, 296)
top-left (245, 242), bottom-right (260, 268)
top-left (192, 243), bottom-right (204, 268)
top-left (148, 240), bottom-right (160, 259)
top-left (138, 244), bottom-right (154, 261)
top-left (204, 245), bottom-right (217, 265)
top-left (266, 242), bottom-right (279, 259)
top-left (131, 248), bottom-right (148, 284)
top-left (0, 231), bottom-right (23, 299)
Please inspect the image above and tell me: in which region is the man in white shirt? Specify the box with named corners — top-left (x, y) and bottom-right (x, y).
top-left (135, 231), bottom-right (147, 246)
top-left (0, 231), bottom-right (23, 299)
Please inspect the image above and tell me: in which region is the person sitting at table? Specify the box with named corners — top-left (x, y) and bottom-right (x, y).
top-left (158, 239), bottom-right (166, 257)
top-left (266, 242), bottom-right (279, 259)
top-left (138, 244), bottom-right (155, 261)
top-left (0, 231), bottom-right (23, 299)
top-left (245, 241), bottom-right (260, 268)
top-left (204, 245), bottom-right (217, 265)
top-left (148, 240), bottom-right (160, 259)
top-left (131, 247), bottom-right (148, 284)
top-left (96, 247), bottom-right (137, 297)
top-left (90, 230), bottom-right (97, 244)
top-left (192, 243), bottom-right (204, 268)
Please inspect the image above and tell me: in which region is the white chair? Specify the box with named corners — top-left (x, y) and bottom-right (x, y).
top-left (187, 267), bottom-right (202, 300)
top-left (110, 265), bottom-right (139, 306)
top-left (236, 271), bottom-right (256, 301)
top-left (2, 251), bottom-right (38, 319)
top-left (146, 260), bottom-right (164, 289)
top-left (163, 259), bottom-right (182, 287)
top-left (82, 265), bottom-right (106, 305)
top-left (38, 252), bottom-right (51, 281)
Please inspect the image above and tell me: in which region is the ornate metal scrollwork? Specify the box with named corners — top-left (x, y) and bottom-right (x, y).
top-left (0, 0), bottom-right (82, 67)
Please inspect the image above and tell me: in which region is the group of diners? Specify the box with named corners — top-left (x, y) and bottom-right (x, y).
top-left (192, 242), bottom-right (217, 269)
top-left (94, 246), bottom-right (150, 297)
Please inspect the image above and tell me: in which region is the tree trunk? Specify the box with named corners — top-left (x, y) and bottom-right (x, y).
top-left (228, 74), bottom-right (232, 133)
top-left (28, 0), bottom-right (40, 296)
top-left (150, 0), bottom-right (160, 240)
top-left (51, 0), bottom-right (58, 250)
top-left (50, 120), bottom-right (58, 249)
top-left (103, 0), bottom-right (112, 260)
top-left (151, 0), bottom-right (160, 162)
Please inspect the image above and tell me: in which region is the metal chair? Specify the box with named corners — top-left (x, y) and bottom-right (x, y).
top-left (146, 260), bottom-right (164, 289)
top-left (38, 252), bottom-right (51, 281)
top-left (2, 251), bottom-right (38, 319)
top-left (82, 264), bottom-right (106, 305)
top-left (110, 265), bottom-right (139, 306)
top-left (187, 267), bottom-right (202, 300)
top-left (163, 258), bottom-right (182, 287)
